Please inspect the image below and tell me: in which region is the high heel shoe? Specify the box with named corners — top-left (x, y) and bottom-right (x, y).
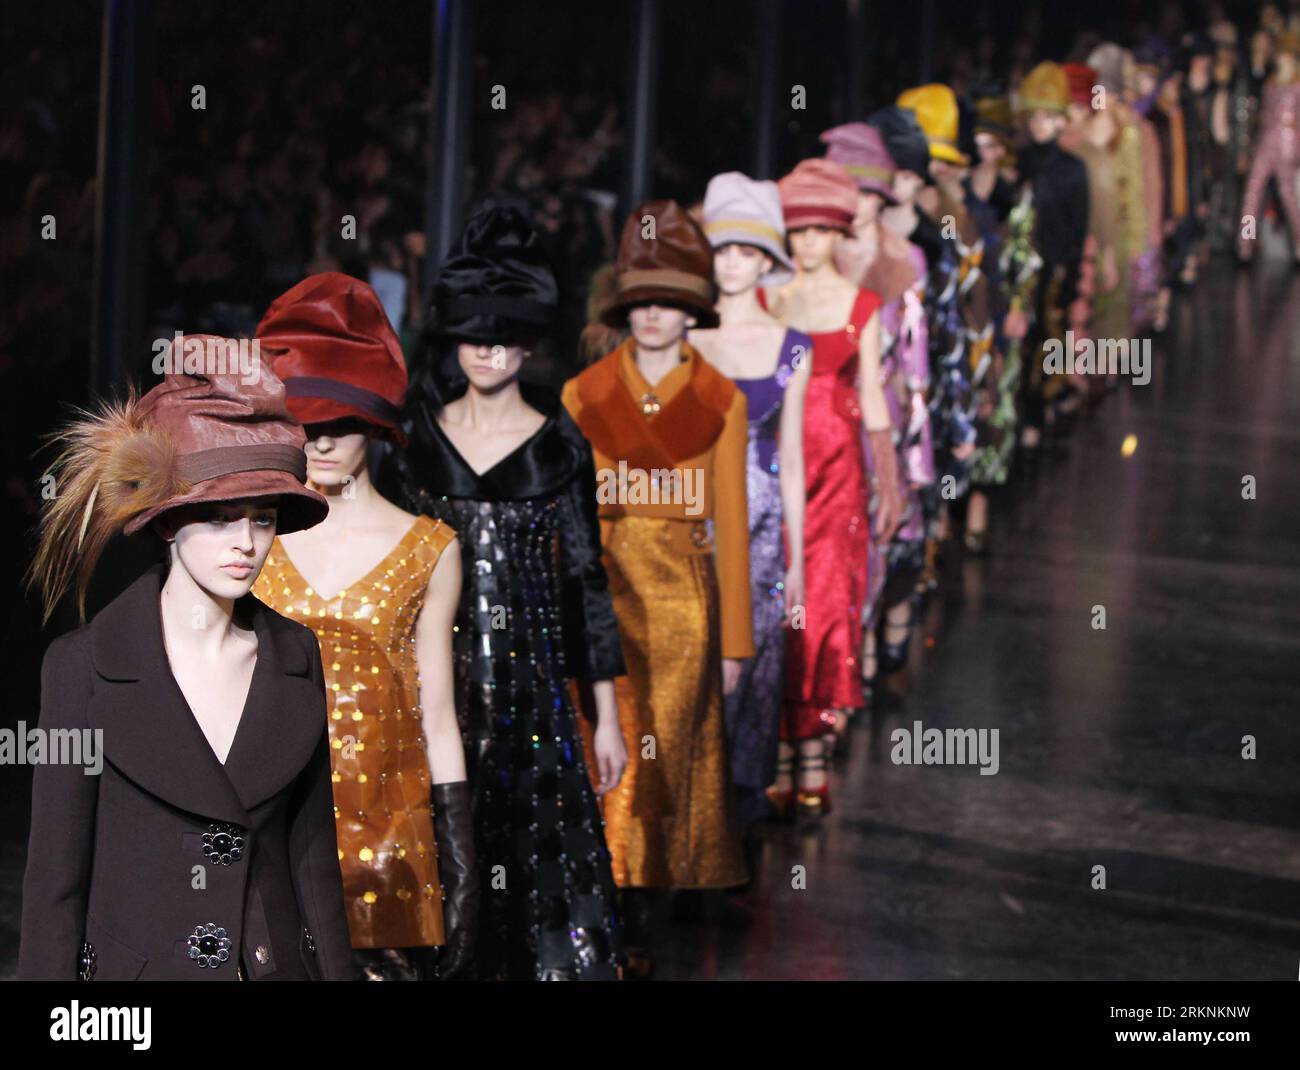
top-left (795, 748), bottom-right (832, 817)
top-left (766, 750), bottom-right (795, 822)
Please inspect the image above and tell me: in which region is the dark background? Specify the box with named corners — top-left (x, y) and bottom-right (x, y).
top-left (0, 0), bottom-right (1280, 886)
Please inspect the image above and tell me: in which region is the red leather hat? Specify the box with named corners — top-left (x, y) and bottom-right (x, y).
top-left (256, 273), bottom-right (408, 444)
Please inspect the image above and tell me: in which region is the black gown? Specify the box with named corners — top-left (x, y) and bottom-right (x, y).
top-left (395, 382), bottom-right (628, 981)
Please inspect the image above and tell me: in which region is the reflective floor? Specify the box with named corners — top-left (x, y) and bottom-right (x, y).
top-left (653, 261), bottom-right (1300, 981)
top-left (2, 262), bottom-right (1298, 981)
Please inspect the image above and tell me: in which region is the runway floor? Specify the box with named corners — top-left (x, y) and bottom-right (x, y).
top-left (653, 261), bottom-right (1300, 981)
top-left (1, 261), bottom-right (1298, 981)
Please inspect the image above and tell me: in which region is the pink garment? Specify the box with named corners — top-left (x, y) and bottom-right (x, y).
top-left (1239, 80), bottom-right (1300, 253)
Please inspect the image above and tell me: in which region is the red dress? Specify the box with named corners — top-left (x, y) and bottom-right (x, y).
top-left (781, 287), bottom-right (881, 739)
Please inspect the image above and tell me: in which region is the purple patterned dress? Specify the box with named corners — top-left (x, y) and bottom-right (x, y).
top-left (723, 329), bottom-right (811, 830)
top-left (864, 245), bottom-right (934, 631)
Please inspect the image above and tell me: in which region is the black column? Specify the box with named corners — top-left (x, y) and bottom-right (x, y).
top-left (424, 0), bottom-right (473, 292)
top-left (90, 0), bottom-right (155, 394)
top-left (846, 0), bottom-right (866, 121)
top-left (622, 0), bottom-right (660, 217)
top-left (919, 0), bottom-right (935, 83)
top-left (752, 0), bottom-right (782, 179)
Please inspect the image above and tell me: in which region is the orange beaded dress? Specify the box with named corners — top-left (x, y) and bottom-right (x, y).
top-left (253, 514), bottom-right (453, 949)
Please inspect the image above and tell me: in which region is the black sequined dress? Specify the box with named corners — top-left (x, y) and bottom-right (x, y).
top-left (398, 384), bottom-right (628, 980)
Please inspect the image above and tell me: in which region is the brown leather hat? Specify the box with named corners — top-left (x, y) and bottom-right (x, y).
top-left (602, 199), bottom-right (719, 328)
top-left (123, 339), bottom-right (327, 534)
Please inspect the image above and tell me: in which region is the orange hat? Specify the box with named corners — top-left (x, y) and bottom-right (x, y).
top-left (896, 84), bottom-right (969, 165)
top-left (256, 272), bottom-right (408, 444)
top-left (778, 158), bottom-right (858, 232)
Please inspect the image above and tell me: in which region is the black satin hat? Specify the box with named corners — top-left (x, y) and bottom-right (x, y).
top-left (429, 202), bottom-right (559, 344)
top-left (866, 106), bottom-right (932, 180)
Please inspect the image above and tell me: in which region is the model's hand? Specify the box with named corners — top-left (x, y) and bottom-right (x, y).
top-left (431, 781), bottom-right (479, 980)
top-left (722, 658), bottom-right (744, 696)
top-left (1003, 306), bottom-right (1028, 341)
top-left (952, 440), bottom-right (977, 462)
top-left (875, 477), bottom-right (903, 543)
top-left (592, 719), bottom-right (628, 796)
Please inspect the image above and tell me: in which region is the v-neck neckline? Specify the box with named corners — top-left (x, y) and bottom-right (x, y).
top-left (432, 410), bottom-right (550, 479)
top-left (157, 598), bottom-right (262, 768)
top-left (274, 517), bottom-right (423, 603)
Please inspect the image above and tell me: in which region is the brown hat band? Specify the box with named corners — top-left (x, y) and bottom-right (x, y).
top-left (618, 269), bottom-right (714, 303)
top-left (285, 376), bottom-right (402, 425)
top-left (175, 443), bottom-right (308, 485)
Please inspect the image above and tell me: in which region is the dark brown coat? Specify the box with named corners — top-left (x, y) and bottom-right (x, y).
top-left (19, 564), bottom-right (355, 980)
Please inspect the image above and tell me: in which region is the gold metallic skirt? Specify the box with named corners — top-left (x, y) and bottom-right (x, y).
top-left (584, 516), bottom-right (747, 889)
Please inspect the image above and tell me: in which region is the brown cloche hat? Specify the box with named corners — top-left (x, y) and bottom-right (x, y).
top-left (123, 344), bottom-right (327, 534)
top-left (256, 272), bottom-right (409, 445)
top-left (601, 199), bottom-right (719, 328)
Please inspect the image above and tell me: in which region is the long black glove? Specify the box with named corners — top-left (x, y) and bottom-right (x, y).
top-left (432, 780), bottom-right (479, 980)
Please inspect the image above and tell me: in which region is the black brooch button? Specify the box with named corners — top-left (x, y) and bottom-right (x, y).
top-left (187, 923), bottom-right (231, 968)
top-left (202, 822), bottom-right (245, 866)
top-left (77, 941), bottom-right (96, 981)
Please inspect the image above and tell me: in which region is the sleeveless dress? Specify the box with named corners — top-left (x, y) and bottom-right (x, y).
top-left (777, 287), bottom-right (882, 739)
top-left (723, 328), bottom-right (812, 826)
top-left (401, 387), bottom-right (627, 981)
top-left (253, 514), bottom-right (452, 952)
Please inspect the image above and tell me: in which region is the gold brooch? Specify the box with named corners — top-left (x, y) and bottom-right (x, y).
top-left (638, 392), bottom-right (662, 417)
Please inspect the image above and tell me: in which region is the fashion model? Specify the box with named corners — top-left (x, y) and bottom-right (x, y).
top-left (764, 158), bottom-right (897, 814)
top-left (562, 200), bottom-right (752, 970)
top-left (20, 354), bottom-right (353, 980)
top-left (253, 273), bottom-right (477, 981)
top-left (399, 203), bottom-right (629, 980)
top-left (690, 171), bottom-right (811, 835)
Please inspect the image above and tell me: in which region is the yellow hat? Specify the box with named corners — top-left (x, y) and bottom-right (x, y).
top-left (896, 84), bottom-right (968, 165)
top-left (1017, 61), bottom-right (1070, 114)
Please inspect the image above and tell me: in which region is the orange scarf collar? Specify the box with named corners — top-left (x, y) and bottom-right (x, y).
top-left (573, 338), bottom-right (736, 468)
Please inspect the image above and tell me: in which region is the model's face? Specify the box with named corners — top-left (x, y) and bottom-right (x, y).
top-left (628, 304), bottom-right (692, 348)
top-left (929, 158), bottom-right (966, 185)
top-left (1135, 69), bottom-right (1158, 98)
top-left (713, 242), bottom-right (772, 295)
top-left (170, 500), bottom-right (278, 598)
top-left (303, 419), bottom-right (369, 491)
top-left (891, 169), bottom-right (925, 204)
top-left (1027, 109), bottom-right (1065, 143)
top-left (457, 341), bottom-right (529, 393)
top-left (788, 225), bottom-right (839, 271)
top-left (975, 132), bottom-right (1005, 166)
top-left (1277, 52), bottom-right (1298, 80)
top-left (852, 191), bottom-right (885, 227)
